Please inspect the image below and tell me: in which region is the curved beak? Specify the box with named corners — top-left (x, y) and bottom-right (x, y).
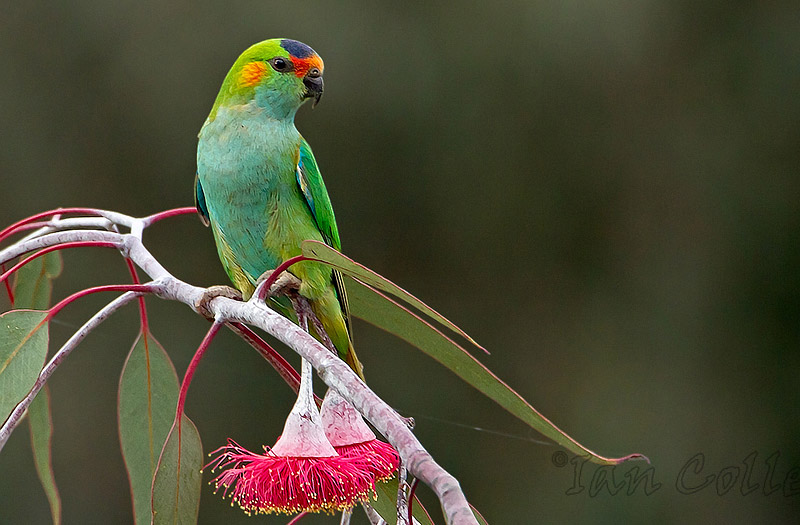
top-left (303, 75), bottom-right (324, 108)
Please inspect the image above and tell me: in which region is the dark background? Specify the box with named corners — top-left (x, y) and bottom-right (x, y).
top-left (1, 1), bottom-right (799, 523)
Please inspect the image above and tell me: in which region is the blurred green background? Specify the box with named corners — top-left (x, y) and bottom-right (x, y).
top-left (1, 1), bottom-right (799, 523)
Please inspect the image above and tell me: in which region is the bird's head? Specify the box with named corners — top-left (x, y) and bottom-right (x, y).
top-left (208, 38), bottom-right (324, 121)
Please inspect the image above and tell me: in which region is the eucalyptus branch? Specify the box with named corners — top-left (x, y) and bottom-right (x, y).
top-left (0, 291), bottom-right (144, 452)
top-left (0, 230), bottom-right (124, 266)
top-left (15, 217), bottom-right (115, 243)
top-left (0, 212), bottom-right (478, 524)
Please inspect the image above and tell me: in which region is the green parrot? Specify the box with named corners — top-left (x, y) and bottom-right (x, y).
top-left (195, 38), bottom-right (364, 379)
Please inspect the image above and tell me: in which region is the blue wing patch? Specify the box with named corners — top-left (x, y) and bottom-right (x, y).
top-left (195, 174), bottom-right (210, 226)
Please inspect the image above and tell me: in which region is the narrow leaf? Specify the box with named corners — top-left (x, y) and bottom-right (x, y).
top-left (28, 386), bottom-right (61, 525)
top-left (346, 278), bottom-right (645, 466)
top-left (372, 478), bottom-right (434, 525)
top-left (13, 251), bottom-right (63, 525)
top-left (118, 330), bottom-right (180, 525)
top-left (152, 414), bottom-right (203, 525)
top-left (0, 309), bottom-right (48, 422)
top-left (12, 251), bottom-right (63, 310)
top-left (470, 504), bottom-right (489, 525)
top-left (301, 240), bottom-right (486, 353)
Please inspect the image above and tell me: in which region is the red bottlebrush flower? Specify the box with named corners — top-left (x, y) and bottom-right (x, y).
top-left (321, 389), bottom-right (400, 482)
top-left (207, 359), bottom-right (378, 515)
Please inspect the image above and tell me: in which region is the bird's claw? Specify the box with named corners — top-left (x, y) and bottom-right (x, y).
top-left (194, 285), bottom-right (242, 319)
top-left (253, 269), bottom-right (302, 301)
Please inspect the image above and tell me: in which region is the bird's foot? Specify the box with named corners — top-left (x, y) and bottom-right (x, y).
top-left (194, 285), bottom-right (242, 319)
top-left (252, 269), bottom-right (302, 301)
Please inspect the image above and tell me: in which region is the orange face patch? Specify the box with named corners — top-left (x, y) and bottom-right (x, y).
top-left (290, 55), bottom-right (324, 78)
top-left (239, 61), bottom-right (269, 87)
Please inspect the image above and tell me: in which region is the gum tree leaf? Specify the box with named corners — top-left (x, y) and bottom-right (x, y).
top-left (118, 330), bottom-right (180, 524)
top-left (301, 240), bottom-right (486, 354)
top-left (345, 278), bottom-right (646, 466)
top-left (151, 414), bottom-right (203, 525)
top-left (0, 310), bottom-right (48, 422)
top-left (12, 251), bottom-right (62, 525)
top-left (372, 478), bottom-right (434, 525)
top-left (471, 504), bottom-right (489, 524)
top-left (28, 386), bottom-right (61, 525)
top-left (12, 251), bottom-right (63, 310)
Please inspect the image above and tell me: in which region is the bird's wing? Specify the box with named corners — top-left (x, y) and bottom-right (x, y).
top-left (296, 138), bottom-right (351, 334)
top-left (194, 173), bottom-right (210, 226)
top-left (296, 138), bottom-right (340, 250)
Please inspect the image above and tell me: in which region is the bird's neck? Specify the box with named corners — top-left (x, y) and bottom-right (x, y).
top-left (198, 101), bottom-right (301, 180)
top-left (203, 100), bottom-right (301, 145)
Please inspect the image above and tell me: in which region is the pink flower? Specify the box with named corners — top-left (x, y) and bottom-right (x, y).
top-left (207, 439), bottom-right (375, 515)
top-left (207, 358), bottom-right (378, 515)
top-left (321, 389), bottom-right (400, 482)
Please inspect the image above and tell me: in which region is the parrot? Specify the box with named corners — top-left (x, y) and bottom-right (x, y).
top-left (195, 38), bottom-right (364, 379)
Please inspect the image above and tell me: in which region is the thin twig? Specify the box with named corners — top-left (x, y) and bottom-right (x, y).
top-left (397, 459), bottom-right (409, 525)
top-left (0, 291), bottom-right (144, 452)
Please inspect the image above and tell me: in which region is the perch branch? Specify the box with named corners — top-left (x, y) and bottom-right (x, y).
top-left (0, 213), bottom-right (477, 524)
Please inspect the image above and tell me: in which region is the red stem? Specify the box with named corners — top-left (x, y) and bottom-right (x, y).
top-left (286, 512), bottom-right (309, 524)
top-left (3, 222), bottom-right (53, 235)
top-left (176, 321), bottom-right (222, 418)
top-left (226, 322), bottom-right (302, 393)
top-left (0, 240), bottom-right (118, 286)
top-left (47, 284), bottom-right (154, 320)
top-left (408, 478), bottom-right (420, 524)
top-left (124, 258), bottom-right (148, 333)
top-left (0, 207), bottom-right (104, 244)
top-left (1, 264), bottom-right (13, 305)
top-left (255, 254), bottom-right (311, 301)
top-left (144, 207), bottom-right (198, 226)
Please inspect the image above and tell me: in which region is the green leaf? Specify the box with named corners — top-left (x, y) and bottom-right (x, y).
top-left (301, 240), bottom-right (486, 353)
top-left (0, 309), bottom-right (48, 422)
top-left (12, 251), bottom-right (62, 525)
top-left (152, 414), bottom-right (203, 525)
top-left (28, 386), bottom-right (61, 525)
top-left (470, 504), bottom-right (489, 524)
top-left (372, 478), bottom-right (434, 525)
top-left (118, 330), bottom-right (180, 525)
top-left (12, 251), bottom-right (63, 310)
top-left (345, 278), bottom-right (645, 466)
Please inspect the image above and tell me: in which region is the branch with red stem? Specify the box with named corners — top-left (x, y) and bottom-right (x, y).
top-left (0, 208), bottom-right (481, 524)
top-left (0, 291), bottom-right (146, 452)
top-left (254, 254), bottom-right (311, 302)
top-left (0, 207), bottom-right (104, 244)
top-left (0, 240), bottom-right (119, 286)
top-left (124, 258), bottom-right (148, 333)
top-left (142, 207), bottom-right (197, 227)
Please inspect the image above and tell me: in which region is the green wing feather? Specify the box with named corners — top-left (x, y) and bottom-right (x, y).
top-left (297, 138), bottom-right (340, 250)
top-left (296, 138), bottom-right (352, 334)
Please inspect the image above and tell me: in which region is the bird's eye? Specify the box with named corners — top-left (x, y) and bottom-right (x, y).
top-left (307, 67), bottom-right (321, 78)
top-left (269, 57), bottom-right (292, 72)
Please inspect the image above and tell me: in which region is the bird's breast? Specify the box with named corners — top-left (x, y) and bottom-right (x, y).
top-left (196, 105), bottom-right (311, 281)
